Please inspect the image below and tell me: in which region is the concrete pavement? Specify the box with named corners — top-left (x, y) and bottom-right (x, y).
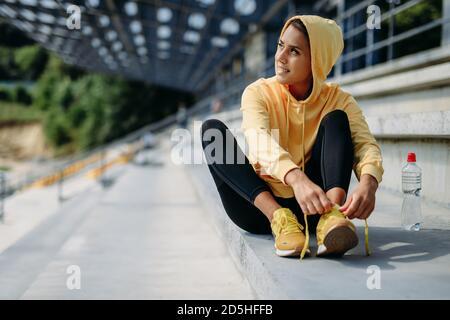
top-left (0, 138), bottom-right (255, 299)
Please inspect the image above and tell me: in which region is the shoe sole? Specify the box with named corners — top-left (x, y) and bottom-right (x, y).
top-left (275, 244), bottom-right (311, 257)
top-left (317, 224), bottom-right (358, 257)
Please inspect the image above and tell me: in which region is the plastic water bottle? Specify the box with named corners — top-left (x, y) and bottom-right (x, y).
top-left (401, 152), bottom-right (422, 231)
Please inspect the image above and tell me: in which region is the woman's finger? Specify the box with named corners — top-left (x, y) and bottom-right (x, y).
top-left (319, 193), bottom-right (333, 212)
top-left (299, 202), bottom-right (309, 215)
top-left (311, 196), bottom-right (325, 214)
top-left (345, 196), bottom-right (361, 219)
top-left (353, 199), bottom-right (369, 220)
top-left (306, 202), bottom-right (316, 215)
top-left (360, 202), bottom-right (375, 220)
top-left (340, 195), bottom-right (352, 212)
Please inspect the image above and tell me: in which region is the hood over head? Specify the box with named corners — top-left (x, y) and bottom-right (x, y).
top-left (279, 15), bottom-right (344, 102)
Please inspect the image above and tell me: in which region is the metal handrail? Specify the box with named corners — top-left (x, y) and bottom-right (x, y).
top-left (343, 0), bottom-right (425, 40)
top-left (0, 111), bottom-right (180, 204)
top-left (341, 17), bottom-right (450, 63)
top-left (335, 0), bottom-right (447, 72)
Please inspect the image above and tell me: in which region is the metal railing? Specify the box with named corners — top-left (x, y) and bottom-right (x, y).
top-left (332, 0), bottom-right (449, 74)
top-left (0, 110), bottom-right (180, 222)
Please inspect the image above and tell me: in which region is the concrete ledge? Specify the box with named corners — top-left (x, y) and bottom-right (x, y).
top-left (366, 110), bottom-right (450, 137)
top-left (209, 108), bottom-right (450, 139)
top-left (333, 45), bottom-right (450, 86)
top-left (341, 62), bottom-right (450, 98)
top-left (187, 155), bottom-right (450, 299)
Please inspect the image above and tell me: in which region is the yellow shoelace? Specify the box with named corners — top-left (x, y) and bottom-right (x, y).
top-left (300, 213), bottom-right (309, 260)
top-left (364, 219), bottom-right (370, 256)
top-left (274, 209), bottom-right (370, 259)
top-left (273, 210), bottom-right (309, 259)
top-left (300, 210), bottom-right (370, 259)
top-left (273, 213), bottom-right (304, 236)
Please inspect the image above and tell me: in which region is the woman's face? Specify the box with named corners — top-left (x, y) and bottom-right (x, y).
top-left (275, 24), bottom-right (312, 87)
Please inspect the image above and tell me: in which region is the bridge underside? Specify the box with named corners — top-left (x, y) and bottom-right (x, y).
top-left (0, 0), bottom-right (289, 92)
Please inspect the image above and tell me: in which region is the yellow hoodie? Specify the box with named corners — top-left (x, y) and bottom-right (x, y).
top-left (240, 15), bottom-right (384, 198)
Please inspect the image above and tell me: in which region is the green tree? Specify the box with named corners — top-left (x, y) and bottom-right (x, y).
top-left (32, 53), bottom-right (193, 152)
top-left (394, 0), bottom-right (442, 57)
top-left (14, 45), bottom-right (48, 80)
top-left (43, 109), bottom-right (71, 147)
top-left (32, 55), bottom-right (64, 110)
top-left (0, 47), bottom-right (15, 78)
top-left (11, 85), bottom-right (32, 105)
top-left (0, 87), bottom-right (12, 101)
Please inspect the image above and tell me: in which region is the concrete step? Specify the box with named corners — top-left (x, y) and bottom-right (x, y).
top-left (187, 161), bottom-right (450, 299)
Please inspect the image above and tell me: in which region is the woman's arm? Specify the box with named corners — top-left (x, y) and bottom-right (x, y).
top-left (240, 85), bottom-right (298, 184)
top-left (340, 96), bottom-right (384, 219)
top-left (343, 95), bottom-right (384, 184)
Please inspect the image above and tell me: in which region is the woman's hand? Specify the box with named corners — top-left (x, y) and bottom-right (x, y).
top-left (285, 168), bottom-right (333, 215)
top-left (340, 174), bottom-right (378, 220)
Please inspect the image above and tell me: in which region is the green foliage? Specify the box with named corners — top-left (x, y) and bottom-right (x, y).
top-left (0, 44), bottom-right (47, 80)
top-left (32, 55), bottom-right (62, 111)
top-left (395, 0), bottom-right (441, 30)
top-left (53, 77), bottom-right (73, 110)
top-left (394, 0), bottom-right (442, 58)
top-left (0, 86), bottom-right (32, 104)
top-left (43, 109), bottom-right (71, 147)
top-left (67, 104), bottom-right (87, 128)
top-left (0, 101), bottom-right (43, 122)
top-left (11, 86), bottom-right (32, 105)
top-left (0, 87), bottom-right (11, 101)
top-left (14, 45), bottom-right (48, 80)
top-left (70, 75), bottom-right (114, 149)
top-left (2, 35), bottom-right (193, 155)
top-left (0, 47), bottom-right (14, 78)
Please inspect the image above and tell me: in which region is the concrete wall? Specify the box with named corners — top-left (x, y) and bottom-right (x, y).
top-left (340, 54), bottom-right (450, 208)
top-left (360, 87), bottom-right (450, 117)
top-left (376, 138), bottom-right (450, 208)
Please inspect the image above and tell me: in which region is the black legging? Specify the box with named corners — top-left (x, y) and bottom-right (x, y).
top-left (200, 109), bottom-right (354, 235)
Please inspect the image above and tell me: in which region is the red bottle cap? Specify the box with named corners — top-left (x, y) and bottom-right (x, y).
top-left (407, 152), bottom-right (416, 162)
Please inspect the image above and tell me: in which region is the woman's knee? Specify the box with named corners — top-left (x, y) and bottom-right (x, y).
top-left (321, 109), bottom-right (349, 126)
top-left (320, 110), bottom-right (352, 137)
